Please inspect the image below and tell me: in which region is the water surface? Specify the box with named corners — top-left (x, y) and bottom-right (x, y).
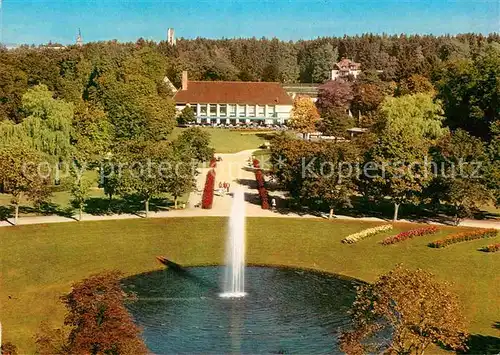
top-left (122, 266), bottom-right (359, 354)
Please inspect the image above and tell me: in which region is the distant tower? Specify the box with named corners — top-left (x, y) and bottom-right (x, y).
top-left (167, 28), bottom-right (176, 46)
top-left (76, 28), bottom-right (83, 47)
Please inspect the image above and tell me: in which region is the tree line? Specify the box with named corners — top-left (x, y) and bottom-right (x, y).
top-left (279, 91), bottom-right (499, 223)
top-left (1, 33), bottom-right (499, 140)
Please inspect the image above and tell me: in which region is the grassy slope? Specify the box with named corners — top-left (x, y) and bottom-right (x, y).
top-left (0, 217), bottom-right (498, 352)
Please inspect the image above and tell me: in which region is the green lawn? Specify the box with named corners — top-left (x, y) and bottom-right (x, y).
top-left (0, 217), bottom-right (498, 353)
top-left (171, 127), bottom-right (273, 153)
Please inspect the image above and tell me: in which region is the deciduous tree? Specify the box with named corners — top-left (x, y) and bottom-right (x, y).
top-left (117, 143), bottom-right (172, 217)
top-left (377, 93), bottom-right (447, 143)
top-left (436, 43), bottom-right (500, 140)
top-left (177, 105), bottom-right (195, 125)
top-left (316, 80), bottom-right (353, 116)
top-left (340, 265), bottom-right (468, 355)
top-left (0, 84), bottom-right (74, 160)
top-left (289, 96), bottom-right (320, 140)
top-left (61, 271), bottom-right (147, 355)
top-left (0, 144), bottom-right (51, 225)
top-left (174, 127), bottom-right (214, 162)
top-left (302, 143), bottom-right (359, 218)
top-left (72, 102), bottom-right (113, 165)
top-left (364, 134), bottom-right (431, 221)
top-left (431, 129), bottom-right (492, 225)
top-left (165, 153), bottom-right (196, 209)
top-left (68, 164), bottom-right (93, 221)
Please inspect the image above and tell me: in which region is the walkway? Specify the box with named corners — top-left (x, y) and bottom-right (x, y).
top-left (0, 149), bottom-right (498, 230)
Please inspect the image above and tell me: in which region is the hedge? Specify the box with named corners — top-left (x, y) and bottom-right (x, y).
top-left (253, 159), bottom-right (269, 209)
top-left (428, 229), bottom-right (497, 248)
top-left (381, 226), bottom-right (438, 245)
top-left (201, 169), bottom-right (216, 209)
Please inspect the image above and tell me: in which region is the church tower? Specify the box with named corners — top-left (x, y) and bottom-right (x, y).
top-left (76, 29), bottom-right (83, 47)
top-left (167, 28), bottom-right (176, 46)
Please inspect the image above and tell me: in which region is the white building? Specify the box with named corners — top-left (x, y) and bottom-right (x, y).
top-left (329, 58), bottom-right (361, 80)
top-left (173, 71), bottom-right (294, 125)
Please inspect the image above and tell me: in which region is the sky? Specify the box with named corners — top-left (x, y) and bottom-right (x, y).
top-left (1, 0), bottom-right (499, 45)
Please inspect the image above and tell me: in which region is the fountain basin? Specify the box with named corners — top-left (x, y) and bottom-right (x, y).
top-left (122, 266), bottom-right (361, 354)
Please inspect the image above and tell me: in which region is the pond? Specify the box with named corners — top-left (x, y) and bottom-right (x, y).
top-left (122, 266), bottom-right (360, 354)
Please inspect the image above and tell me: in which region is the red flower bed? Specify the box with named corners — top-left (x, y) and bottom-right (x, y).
top-left (381, 226), bottom-right (438, 245)
top-left (201, 169), bottom-right (216, 209)
top-left (480, 243), bottom-right (500, 253)
top-left (428, 228), bottom-right (497, 248)
top-left (209, 158), bottom-right (217, 168)
top-left (253, 159), bottom-right (269, 209)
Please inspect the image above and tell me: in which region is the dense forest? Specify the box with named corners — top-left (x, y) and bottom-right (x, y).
top-left (1, 33), bottom-right (499, 141)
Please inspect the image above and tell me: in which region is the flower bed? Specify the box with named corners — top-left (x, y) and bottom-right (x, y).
top-left (253, 159), bottom-right (269, 209)
top-left (428, 229), bottom-right (497, 248)
top-left (381, 226), bottom-right (439, 245)
top-left (480, 243), bottom-right (500, 253)
top-left (201, 169), bottom-right (216, 209)
top-left (341, 224), bottom-right (393, 244)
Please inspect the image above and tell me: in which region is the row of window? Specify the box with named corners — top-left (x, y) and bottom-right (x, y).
top-left (197, 104), bottom-right (276, 117)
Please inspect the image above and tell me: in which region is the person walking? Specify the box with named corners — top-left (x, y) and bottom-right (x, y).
top-left (226, 183), bottom-right (230, 193)
top-left (271, 198), bottom-right (276, 210)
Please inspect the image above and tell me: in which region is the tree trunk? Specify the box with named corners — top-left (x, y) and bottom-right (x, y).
top-left (145, 198), bottom-right (149, 218)
top-left (174, 196), bottom-right (178, 209)
top-left (454, 203), bottom-right (460, 226)
top-left (108, 193), bottom-right (113, 210)
top-left (302, 132), bottom-right (307, 140)
top-left (393, 203), bottom-right (400, 221)
top-left (14, 204), bottom-right (19, 226)
top-left (329, 208), bottom-right (334, 219)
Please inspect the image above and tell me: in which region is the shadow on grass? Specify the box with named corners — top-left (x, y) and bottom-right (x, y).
top-left (0, 206), bottom-right (12, 221)
top-left (460, 332), bottom-right (500, 354)
top-left (0, 202), bottom-right (74, 221)
top-left (84, 195), bottom-right (172, 216)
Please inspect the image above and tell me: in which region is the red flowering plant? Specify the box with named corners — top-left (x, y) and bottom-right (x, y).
top-left (209, 157), bottom-right (217, 168)
top-left (253, 159), bottom-right (269, 209)
top-left (429, 228), bottom-right (497, 248)
top-left (381, 226), bottom-right (439, 245)
top-left (201, 169), bottom-right (216, 209)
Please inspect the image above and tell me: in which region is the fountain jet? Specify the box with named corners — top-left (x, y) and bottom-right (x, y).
top-left (220, 188), bottom-right (246, 298)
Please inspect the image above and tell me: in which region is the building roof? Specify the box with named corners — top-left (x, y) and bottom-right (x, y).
top-left (334, 58), bottom-right (361, 70)
top-left (174, 81), bottom-right (294, 105)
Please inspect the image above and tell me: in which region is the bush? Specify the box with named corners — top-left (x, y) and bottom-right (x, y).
top-left (428, 229), bottom-right (497, 248)
top-left (201, 169), bottom-right (216, 209)
top-left (479, 243), bottom-right (500, 252)
top-left (253, 159), bottom-right (269, 209)
top-left (342, 224), bottom-right (393, 244)
top-left (381, 226), bottom-right (439, 245)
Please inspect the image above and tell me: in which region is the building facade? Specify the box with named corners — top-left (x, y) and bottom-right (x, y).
top-left (173, 72), bottom-right (294, 125)
top-left (329, 58), bottom-right (361, 80)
